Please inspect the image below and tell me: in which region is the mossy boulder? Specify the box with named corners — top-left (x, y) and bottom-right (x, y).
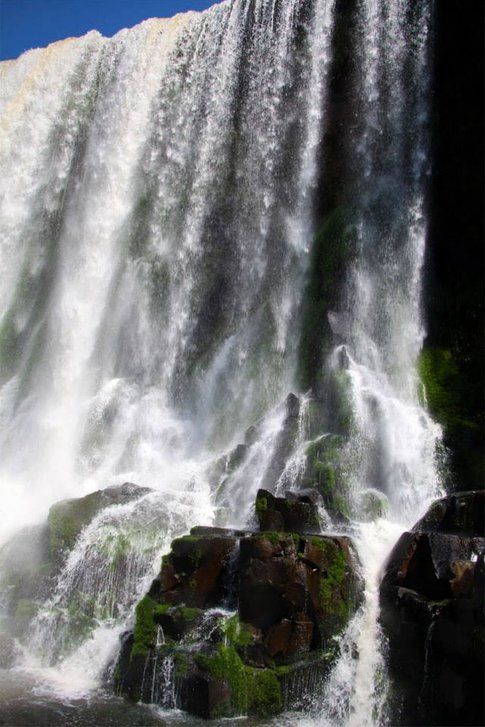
top-left (303, 434), bottom-right (351, 522)
top-left (47, 482), bottom-right (152, 564)
top-left (151, 532), bottom-right (239, 608)
top-left (114, 492), bottom-right (363, 718)
top-left (357, 489), bottom-right (389, 522)
top-left (0, 483), bottom-right (153, 643)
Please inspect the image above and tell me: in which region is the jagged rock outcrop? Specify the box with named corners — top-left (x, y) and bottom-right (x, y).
top-left (380, 491), bottom-right (485, 726)
top-left (255, 488), bottom-right (322, 533)
top-left (114, 492), bottom-right (363, 719)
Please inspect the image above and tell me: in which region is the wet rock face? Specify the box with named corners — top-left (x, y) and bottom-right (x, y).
top-left (0, 483), bottom-right (152, 641)
top-left (412, 490), bottom-right (484, 537)
top-left (114, 498), bottom-right (363, 719)
top-left (48, 482), bottom-right (152, 564)
top-left (255, 488), bottom-right (322, 533)
top-left (380, 491), bottom-right (485, 726)
top-left (238, 531), bottom-right (362, 661)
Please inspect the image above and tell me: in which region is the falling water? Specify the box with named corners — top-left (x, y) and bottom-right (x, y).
top-left (0, 0), bottom-right (443, 724)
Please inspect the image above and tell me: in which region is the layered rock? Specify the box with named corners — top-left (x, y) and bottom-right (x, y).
top-left (380, 491), bottom-right (485, 726)
top-left (114, 492), bottom-right (363, 718)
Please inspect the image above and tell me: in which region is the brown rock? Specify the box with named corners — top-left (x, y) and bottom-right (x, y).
top-left (450, 560), bottom-right (475, 596)
top-left (255, 489), bottom-right (321, 534)
top-left (282, 582), bottom-right (307, 610)
top-left (412, 490), bottom-right (485, 537)
top-left (265, 619), bottom-right (292, 656)
top-left (380, 492), bottom-right (485, 726)
top-left (161, 535), bottom-right (237, 607)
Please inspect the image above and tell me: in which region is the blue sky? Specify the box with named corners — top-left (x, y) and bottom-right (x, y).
top-left (0, 0), bottom-right (218, 60)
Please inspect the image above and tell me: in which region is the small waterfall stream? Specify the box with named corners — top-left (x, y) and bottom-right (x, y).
top-left (0, 1), bottom-right (444, 724)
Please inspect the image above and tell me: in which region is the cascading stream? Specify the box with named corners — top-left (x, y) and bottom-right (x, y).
top-left (0, 1), bottom-right (443, 724)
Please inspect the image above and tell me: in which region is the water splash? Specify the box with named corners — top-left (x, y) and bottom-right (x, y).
top-left (0, 0), bottom-right (443, 723)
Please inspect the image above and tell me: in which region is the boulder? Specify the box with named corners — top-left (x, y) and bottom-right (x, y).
top-left (302, 434), bottom-right (351, 523)
top-left (0, 482), bottom-right (153, 640)
top-left (412, 490), bottom-right (484, 536)
top-left (155, 533), bottom-right (238, 608)
top-left (255, 489), bottom-right (322, 534)
top-left (48, 482), bottom-right (152, 563)
top-left (380, 491), bottom-right (485, 726)
top-left (114, 495), bottom-right (363, 719)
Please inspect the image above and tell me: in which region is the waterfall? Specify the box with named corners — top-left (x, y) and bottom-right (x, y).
top-left (0, 0), bottom-right (444, 724)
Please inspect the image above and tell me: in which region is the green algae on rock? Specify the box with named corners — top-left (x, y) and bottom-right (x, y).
top-left (114, 492), bottom-right (363, 718)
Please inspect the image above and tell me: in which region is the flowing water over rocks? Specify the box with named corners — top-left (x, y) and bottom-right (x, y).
top-left (0, 0), bottom-right (452, 724)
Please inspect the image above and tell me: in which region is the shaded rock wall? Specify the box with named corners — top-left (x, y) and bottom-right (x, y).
top-left (380, 491), bottom-right (485, 725)
top-left (424, 1), bottom-right (484, 490)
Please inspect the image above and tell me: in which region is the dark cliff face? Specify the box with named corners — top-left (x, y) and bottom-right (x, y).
top-left (380, 492), bottom-right (485, 726)
top-left (424, 0), bottom-right (484, 490)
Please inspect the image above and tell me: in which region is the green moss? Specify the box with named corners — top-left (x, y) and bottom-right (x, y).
top-left (274, 664), bottom-right (291, 676)
top-left (255, 495), bottom-right (268, 517)
top-left (14, 599), bottom-right (39, 624)
top-left (418, 347), bottom-right (478, 433)
top-left (319, 548), bottom-right (349, 619)
top-left (222, 614), bottom-right (253, 648)
top-left (196, 644), bottom-right (248, 716)
top-left (254, 531), bottom-right (282, 546)
top-left (329, 369), bottom-right (355, 436)
top-left (131, 596), bottom-right (157, 659)
top-left (359, 490), bottom-right (388, 521)
top-left (246, 667), bottom-right (282, 717)
top-left (106, 533), bottom-right (130, 571)
top-left (311, 536), bottom-right (325, 550)
top-left (178, 607), bottom-right (201, 621)
top-left (333, 495), bottom-right (350, 520)
top-left (154, 603), bottom-right (170, 617)
top-left (65, 602), bottom-right (96, 647)
top-left (173, 650), bottom-right (189, 677)
top-left (304, 435), bottom-right (351, 519)
top-left (418, 345), bottom-right (485, 486)
top-left (47, 492), bottom-right (107, 562)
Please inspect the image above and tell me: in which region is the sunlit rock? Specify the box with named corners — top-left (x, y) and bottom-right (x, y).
top-left (114, 492), bottom-right (363, 718)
